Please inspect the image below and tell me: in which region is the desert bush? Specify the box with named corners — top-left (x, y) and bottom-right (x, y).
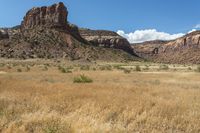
top-left (80, 65), bottom-right (90, 71)
top-left (188, 67), bottom-right (192, 71)
top-left (0, 63), bottom-right (5, 67)
top-left (17, 68), bottom-right (22, 72)
top-left (113, 65), bottom-right (123, 70)
top-left (159, 64), bottom-right (169, 70)
top-left (58, 66), bottom-right (72, 73)
top-left (99, 65), bottom-right (112, 71)
top-left (196, 66), bottom-right (200, 72)
top-left (143, 65), bottom-right (149, 71)
top-left (92, 67), bottom-right (97, 71)
top-left (73, 74), bottom-right (93, 83)
top-left (43, 66), bottom-right (48, 71)
top-left (124, 69), bottom-right (131, 74)
top-left (135, 65), bottom-right (141, 71)
top-left (26, 66), bottom-right (30, 72)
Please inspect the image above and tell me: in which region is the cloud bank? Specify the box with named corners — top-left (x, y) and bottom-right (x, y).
top-left (117, 29), bottom-right (185, 43)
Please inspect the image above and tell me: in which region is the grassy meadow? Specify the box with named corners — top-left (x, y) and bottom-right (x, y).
top-left (0, 59), bottom-right (200, 132)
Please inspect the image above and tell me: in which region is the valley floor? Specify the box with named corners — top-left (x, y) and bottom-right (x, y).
top-left (0, 59), bottom-right (200, 132)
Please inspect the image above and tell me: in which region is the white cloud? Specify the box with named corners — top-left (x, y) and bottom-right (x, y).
top-left (117, 29), bottom-right (185, 43)
top-left (188, 29), bottom-right (196, 33)
top-left (195, 24), bottom-right (200, 29)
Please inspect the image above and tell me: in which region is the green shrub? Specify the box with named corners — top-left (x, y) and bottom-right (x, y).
top-left (99, 65), bottom-right (112, 71)
top-left (58, 66), bottom-right (72, 73)
top-left (135, 65), bottom-right (141, 71)
top-left (0, 63), bottom-right (5, 67)
top-left (73, 74), bottom-right (93, 83)
top-left (80, 65), bottom-right (90, 71)
top-left (113, 65), bottom-right (123, 70)
top-left (159, 65), bottom-right (169, 70)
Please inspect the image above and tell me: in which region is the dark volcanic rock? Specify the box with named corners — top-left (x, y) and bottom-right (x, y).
top-left (21, 2), bottom-right (68, 29)
top-left (79, 29), bottom-right (136, 55)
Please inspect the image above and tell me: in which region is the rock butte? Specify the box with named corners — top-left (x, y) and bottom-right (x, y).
top-left (0, 2), bottom-right (138, 61)
top-left (21, 2), bottom-right (68, 29)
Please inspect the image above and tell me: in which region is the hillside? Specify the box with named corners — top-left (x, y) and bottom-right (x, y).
top-left (132, 31), bottom-right (200, 64)
top-left (0, 2), bottom-right (139, 62)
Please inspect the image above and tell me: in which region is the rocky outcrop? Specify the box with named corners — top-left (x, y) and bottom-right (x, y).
top-left (21, 2), bottom-right (68, 29)
top-left (133, 31), bottom-right (200, 64)
top-left (0, 29), bottom-right (9, 39)
top-left (132, 40), bottom-right (169, 58)
top-left (79, 29), bottom-right (135, 55)
top-left (0, 2), bottom-right (139, 62)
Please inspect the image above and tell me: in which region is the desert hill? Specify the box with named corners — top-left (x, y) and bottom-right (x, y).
top-left (132, 31), bottom-right (200, 64)
top-left (0, 2), bottom-right (139, 62)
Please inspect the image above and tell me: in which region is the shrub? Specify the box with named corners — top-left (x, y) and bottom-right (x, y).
top-left (124, 69), bottom-right (131, 74)
top-left (0, 63), bottom-right (5, 67)
top-left (80, 65), bottom-right (90, 71)
top-left (17, 68), bottom-right (22, 72)
top-left (43, 66), bottom-right (48, 71)
top-left (26, 66), bottom-right (30, 72)
top-left (73, 74), bottom-right (93, 83)
top-left (135, 65), bottom-right (141, 71)
top-left (58, 66), bottom-right (72, 73)
top-left (99, 65), bottom-right (112, 71)
top-left (113, 65), bottom-right (123, 70)
top-left (143, 65), bottom-right (149, 71)
top-left (159, 65), bottom-right (169, 70)
top-left (188, 67), bottom-right (192, 71)
top-left (196, 66), bottom-right (200, 72)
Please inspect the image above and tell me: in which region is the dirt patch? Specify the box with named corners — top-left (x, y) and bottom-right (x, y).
top-left (0, 71), bottom-right (7, 74)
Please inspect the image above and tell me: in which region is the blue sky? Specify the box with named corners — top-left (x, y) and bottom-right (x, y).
top-left (0, 0), bottom-right (200, 42)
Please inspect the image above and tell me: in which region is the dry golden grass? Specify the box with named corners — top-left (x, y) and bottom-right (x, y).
top-left (0, 59), bottom-right (200, 132)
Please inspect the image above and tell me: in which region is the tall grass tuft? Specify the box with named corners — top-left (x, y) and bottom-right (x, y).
top-left (73, 74), bottom-right (93, 83)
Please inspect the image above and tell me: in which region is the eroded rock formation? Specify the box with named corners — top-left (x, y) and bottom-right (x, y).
top-left (79, 29), bottom-right (135, 55)
top-left (0, 2), bottom-right (139, 62)
top-left (133, 31), bottom-right (200, 64)
top-left (21, 2), bottom-right (68, 29)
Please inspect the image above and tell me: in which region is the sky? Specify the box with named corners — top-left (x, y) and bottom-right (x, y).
top-left (0, 0), bottom-right (200, 43)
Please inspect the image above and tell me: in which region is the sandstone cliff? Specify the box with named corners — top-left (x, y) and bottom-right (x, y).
top-left (133, 31), bottom-right (200, 64)
top-left (79, 29), bottom-right (135, 55)
top-left (0, 2), bottom-right (139, 62)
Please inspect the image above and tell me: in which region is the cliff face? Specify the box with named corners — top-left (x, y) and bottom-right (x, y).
top-left (0, 2), bottom-right (139, 62)
top-left (133, 31), bottom-right (200, 64)
top-left (21, 2), bottom-right (68, 29)
top-left (79, 29), bottom-right (135, 55)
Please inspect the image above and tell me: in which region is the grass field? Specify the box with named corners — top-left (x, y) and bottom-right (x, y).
top-left (0, 59), bottom-right (200, 133)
